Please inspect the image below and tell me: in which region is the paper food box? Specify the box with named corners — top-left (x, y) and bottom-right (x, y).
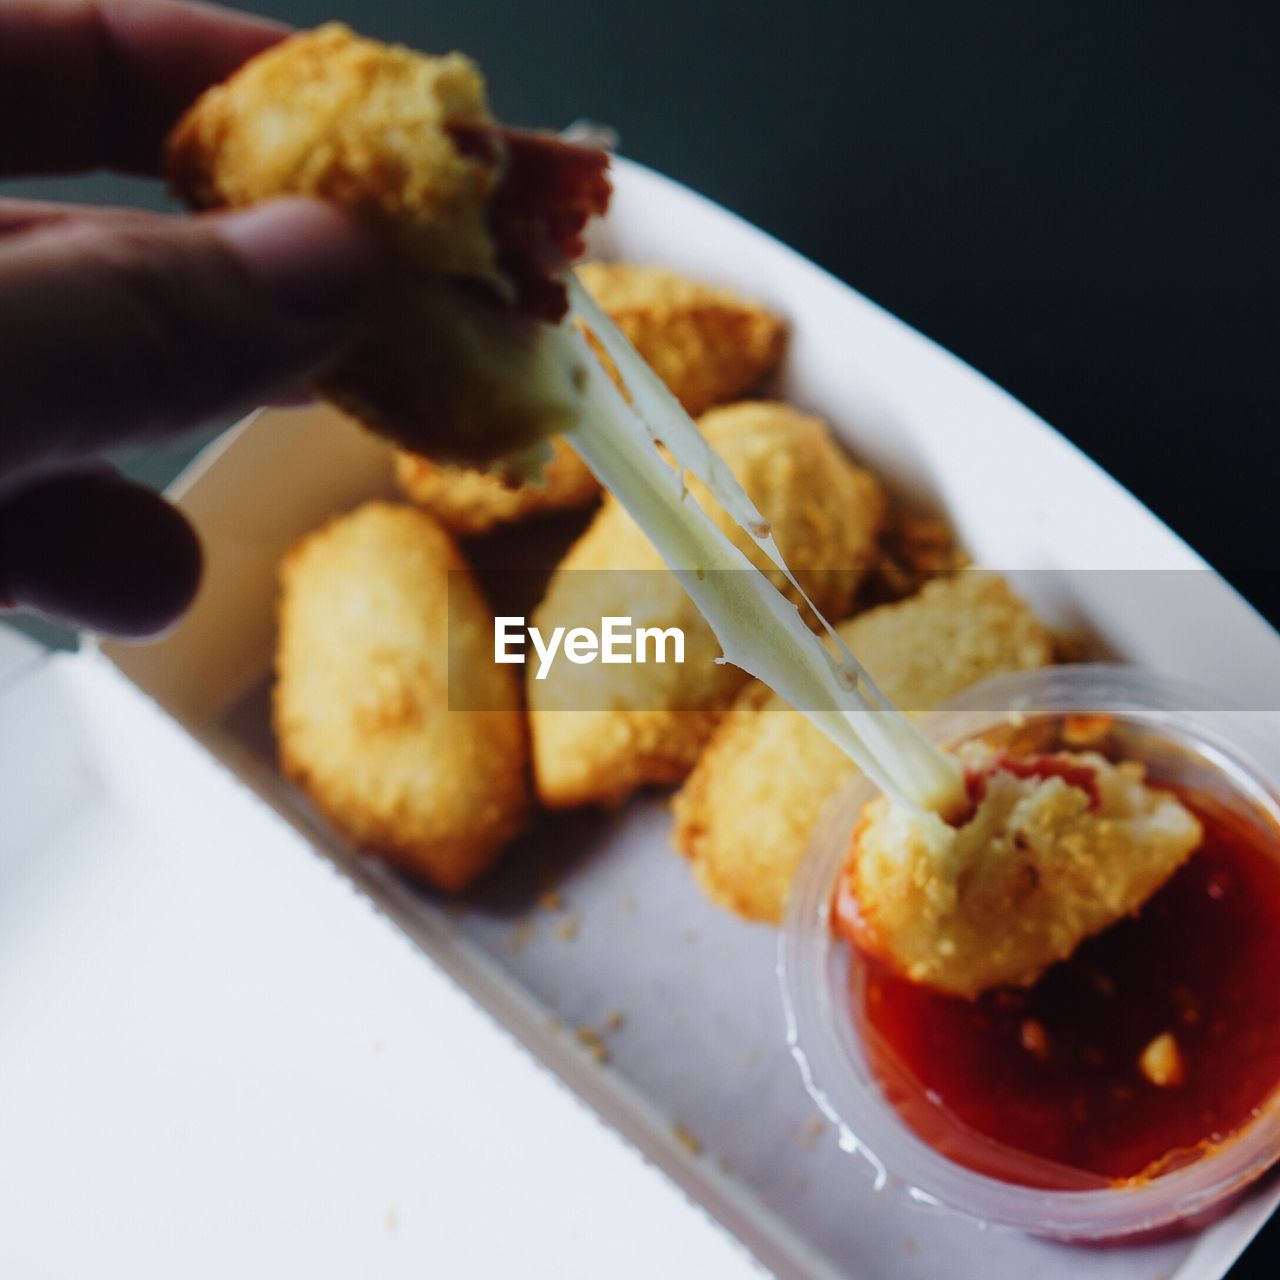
top-left (3, 158), bottom-right (1277, 1279)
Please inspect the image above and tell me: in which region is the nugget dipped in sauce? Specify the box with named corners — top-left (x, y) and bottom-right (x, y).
top-left (274, 502), bottom-right (528, 890)
top-left (392, 264), bottom-right (786, 534)
top-left (167, 23), bottom-right (610, 468)
top-left (836, 740), bottom-right (1203, 999)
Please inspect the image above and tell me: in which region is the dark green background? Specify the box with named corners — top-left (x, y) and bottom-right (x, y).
top-left (5, 3), bottom-right (1278, 1272)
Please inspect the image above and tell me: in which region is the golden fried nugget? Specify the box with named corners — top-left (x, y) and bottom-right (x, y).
top-left (391, 263), bottom-right (787, 532)
top-left (394, 438), bottom-right (600, 536)
top-left (529, 402), bottom-right (885, 808)
top-left (169, 24), bottom-right (499, 280)
top-left (671, 574), bottom-right (1055, 922)
top-left (838, 742), bottom-right (1202, 998)
top-left (168, 24), bottom-right (609, 466)
top-left (576, 262), bottom-right (786, 417)
top-left (862, 505), bottom-right (968, 606)
top-left (274, 502), bottom-right (528, 889)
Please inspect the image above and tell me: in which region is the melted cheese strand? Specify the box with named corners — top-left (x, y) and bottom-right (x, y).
top-left (567, 276), bottom-right (909, 721)
top-left (561, 321), bottom-right (964, 814)
top-left (566, 274), bottom-right (774, 538)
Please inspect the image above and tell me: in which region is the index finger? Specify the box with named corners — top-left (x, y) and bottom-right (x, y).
top-left (0, 0), bottom-right (288, 178)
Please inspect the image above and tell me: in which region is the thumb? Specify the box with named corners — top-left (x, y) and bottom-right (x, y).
top-left (0, 198), bottom-right (374, 484)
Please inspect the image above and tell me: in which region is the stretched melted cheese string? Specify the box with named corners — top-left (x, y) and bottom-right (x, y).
top-left (563, 277), bottom-right (964, 815)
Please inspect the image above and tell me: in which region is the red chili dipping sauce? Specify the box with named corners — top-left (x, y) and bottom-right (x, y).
top-left (838, 782), bottom-right (1280, 1188)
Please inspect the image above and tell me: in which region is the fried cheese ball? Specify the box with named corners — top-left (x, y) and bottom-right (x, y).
top-left (835, 741), bottom-right (1203, 998)
top-left (575, 263), bottom-right (786, 418)
top-left (394, 438), bottom-right (600, 536)
top-left (392, 264), bottom-right (786, 534)
top-left (274, 502), bottom-right (528, 890)
top-left (671, 574), bottom-right (1055, 922)
top-left (861, 505), bottom-right (968, 606)
top-left (529, 402), bottom-right (885, 808)
top-left (168, 24), bottom-right (610, 466)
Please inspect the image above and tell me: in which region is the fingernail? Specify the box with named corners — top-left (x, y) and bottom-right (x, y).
top-left (213, 198), bottom-right (375, 323)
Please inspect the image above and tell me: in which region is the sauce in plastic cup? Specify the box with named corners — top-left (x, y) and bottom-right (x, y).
top-left (780, 665), bottom-right (1280, 1240)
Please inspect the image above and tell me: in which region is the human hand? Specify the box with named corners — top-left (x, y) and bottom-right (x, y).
top-left (0, 0), bottom-right (374, 636)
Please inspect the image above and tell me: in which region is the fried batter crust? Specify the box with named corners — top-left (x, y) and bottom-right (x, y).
top-left (394, 437), bottom-right (600, 536)
top-left (168, 24), bottom-right (595, 465)
top-left (273, 501), bottom-right (528, 889)
top-left (391, 263), bottom-right (786, 533)
top-left (576, 262), bottom-right (786, 417)
top-left (843, 742), bottom-right (1203, 998)
top-left (671, 574), bottom-right (1055, 922)
top-left (169, 24), bottom-right (500, 280)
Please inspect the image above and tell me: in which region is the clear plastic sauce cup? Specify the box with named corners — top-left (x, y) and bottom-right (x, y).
top-left (780, 665), bottom-right (1280, 1241)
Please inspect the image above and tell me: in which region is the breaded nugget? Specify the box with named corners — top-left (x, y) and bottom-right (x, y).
top-left (576, 262), bottom-right (786, 417)
top-left (168, 24), bottom-right (609, 466)
top-left (391, 263), bottom-right (787, 533)
top-left (394, 438), bottom-right (599, 536)
top-left (671, 574), bottom-right (1055, 922)
top-left (862, 504), bottom-right (968, 606)
top-left (169, 24), bottom-right (500, 280)
top-left (837, 742), bottom-right (1202, 998)
top-left (529, 402), bottom-right (885, 808)
top-left (274, 502), bottom-right (528, 889)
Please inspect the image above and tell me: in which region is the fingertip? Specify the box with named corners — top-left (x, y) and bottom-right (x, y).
top-left (0, 472), bottom-right (202, 639)
top-left (210, 197), bottom-right (376, 325)
top-left (0, 200), bottom-right (376, 465)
